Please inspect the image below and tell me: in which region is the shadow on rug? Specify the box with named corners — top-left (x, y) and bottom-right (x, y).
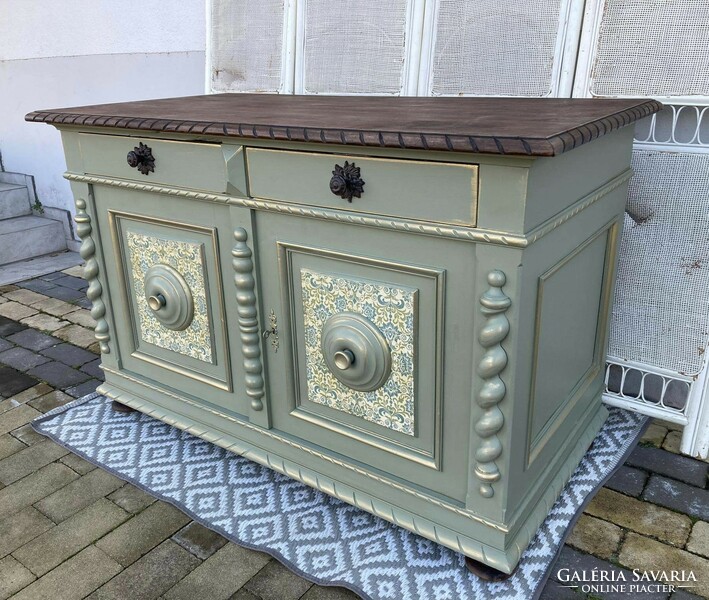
top-left (32, 394), bottom-right (647, 600)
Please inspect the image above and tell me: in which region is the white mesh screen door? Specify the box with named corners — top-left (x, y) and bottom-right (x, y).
top-left (417, 0), bottom-right (586, 97)
top-left (574, 0), bottom-right (709, 458)
top-left (294, 0), bottom-right (424, 95)
top-left (208, 0), bottom-right (296, 93)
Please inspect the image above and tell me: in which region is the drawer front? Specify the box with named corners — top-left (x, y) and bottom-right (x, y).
top-left (79, 133), bottom-right (246, 194)
top-left (247, 148), bottom-right (479, 226)
top-left (93, 185), bottom-right (252, 416)
top-left (256, 212), bottom-right (476, 502)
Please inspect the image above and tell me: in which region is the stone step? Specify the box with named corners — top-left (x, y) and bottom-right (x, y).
top-left (0, 216), bottom-right (66, 265)
top-left (0, 183), bottom-right (31, 220)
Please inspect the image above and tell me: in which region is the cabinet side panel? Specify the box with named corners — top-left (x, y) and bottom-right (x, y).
top-left (527, 227), bottom-right (611, 460)
top-left (502, 186), bottom-right (626, 534)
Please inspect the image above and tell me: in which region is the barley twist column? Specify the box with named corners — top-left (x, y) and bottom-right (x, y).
top-left (74, 197), bottom-right (110, 354)
top-left (474, 270), bottom-right (511, 498)
top-left (232, 228), bottom-right (265, 411)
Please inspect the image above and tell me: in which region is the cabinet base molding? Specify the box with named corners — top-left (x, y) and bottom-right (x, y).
top-left (97, 368), bottom-right (605, 574)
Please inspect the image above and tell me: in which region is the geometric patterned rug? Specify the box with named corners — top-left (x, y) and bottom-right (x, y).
top-left (32, 394), bottom-right (647, 600)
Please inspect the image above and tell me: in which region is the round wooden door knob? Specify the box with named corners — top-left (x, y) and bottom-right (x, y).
top-left (144, 264), bottom-right (194, 331)
top-left (147, 293), bottom-right (167, 311)
top-left (333, 349), bottom-right (355, 370)
top-left (321, 312), bottom-right (391, 392)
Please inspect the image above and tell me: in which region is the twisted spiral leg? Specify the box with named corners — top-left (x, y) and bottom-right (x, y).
top-left (474, 270), bottom-right (511, 498)
top-left (74, 197), bottom-right (110, 354)
top-left (232, 228), bottom-right (265, 411)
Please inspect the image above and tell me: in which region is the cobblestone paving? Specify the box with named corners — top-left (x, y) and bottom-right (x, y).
top-left (0, 267), bottom-right (708, 599)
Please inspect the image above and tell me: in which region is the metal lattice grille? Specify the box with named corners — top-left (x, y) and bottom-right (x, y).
top-left (301, 0), bottom-right (409, 94)
top-left (609, 150), bottom-right (709, 376)
top-left (634, 104), bottom-right (709, 148)
top-left (605, 359), bottom-right (691, 413)
top-left (211, 0), bottom-right (286, 93)
top-left (591, 0), bottom-right (709, 97)
top-left (429, 0), bottom-right (562, 96)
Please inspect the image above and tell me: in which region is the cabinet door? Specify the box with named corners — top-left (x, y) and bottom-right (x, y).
top-left (93, 185), bottom-right (249, 418)
top-left (256, 211), bottom-right (476, 502)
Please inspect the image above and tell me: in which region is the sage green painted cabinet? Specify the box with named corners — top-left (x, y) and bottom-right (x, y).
top-left (31, 95), bottom-right (660, 574)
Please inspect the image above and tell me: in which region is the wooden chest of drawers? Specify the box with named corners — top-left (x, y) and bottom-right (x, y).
top-left (28, 95), bottom-right (660, 573)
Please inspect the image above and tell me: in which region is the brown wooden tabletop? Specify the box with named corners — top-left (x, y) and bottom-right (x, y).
top-left (26, 94), bottom-right (662, 156)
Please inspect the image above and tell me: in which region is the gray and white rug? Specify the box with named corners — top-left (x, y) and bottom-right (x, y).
top-left (32, 394), bottom-right (647, 600)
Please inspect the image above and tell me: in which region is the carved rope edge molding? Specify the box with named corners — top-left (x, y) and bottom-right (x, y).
top-left (525, 170), bottom-right (633, 244)
top-left (74, 197), bottom-right (110, 353)
top-left (475, 270), bottom-right (511, 498)
top-left (30, 99), bottom-right (662, 156)
top-left (62, 174), bottom-right (524, 246)
top-left (64, 172), bottom-right (632, 248)
top-left (232, 228), bottom-right (265, 411)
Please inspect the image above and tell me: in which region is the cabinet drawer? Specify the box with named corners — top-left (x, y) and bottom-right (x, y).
top-left (78, 133), bottom-right (246, 194)
top-left (247, 148), bottom-right (479, 226)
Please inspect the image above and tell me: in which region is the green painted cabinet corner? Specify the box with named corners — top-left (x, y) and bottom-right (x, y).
top-left (29, 95), bottom-right (660, 573)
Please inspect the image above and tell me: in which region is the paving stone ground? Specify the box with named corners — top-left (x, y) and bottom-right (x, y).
top-left (0, 267), bottom-right (708, 599)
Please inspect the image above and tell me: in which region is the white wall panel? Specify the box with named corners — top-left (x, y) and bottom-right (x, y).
top-left (0, 0), bottom-right (204, 61)
top-left (1, 53), bottom-right (205, 217)
top-left (1, 0), bottom-right (205, 219)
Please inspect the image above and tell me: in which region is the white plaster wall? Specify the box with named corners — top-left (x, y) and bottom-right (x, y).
top-left (0, 0), bottom-right (205, 61)
top-left (0, 0), bottom-right (206, 235)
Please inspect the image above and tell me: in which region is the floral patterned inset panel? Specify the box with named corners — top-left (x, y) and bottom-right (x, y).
top-left (301, 269), bottom-right (416, 435)
top-left (127, 231), bottom-right (213, 363)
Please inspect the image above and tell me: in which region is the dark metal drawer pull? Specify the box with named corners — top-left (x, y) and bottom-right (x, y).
top-left (330, 161), bottom-right (364, 202)
top-left (126, 142), bottom-right (155, 176)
